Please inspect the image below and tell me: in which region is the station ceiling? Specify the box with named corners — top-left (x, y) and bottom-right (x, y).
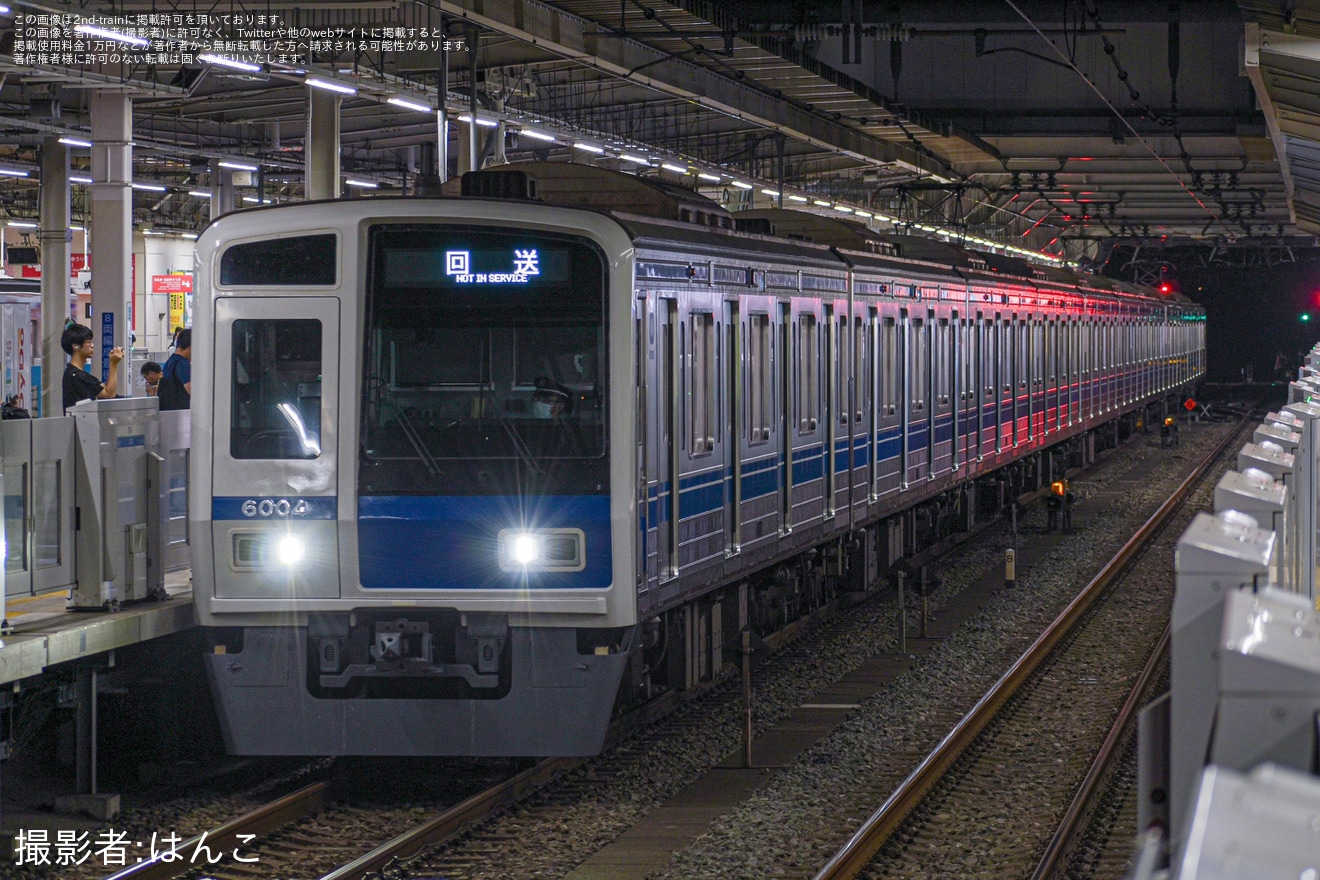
top-left (1, 0), bottom-right (1319, 268)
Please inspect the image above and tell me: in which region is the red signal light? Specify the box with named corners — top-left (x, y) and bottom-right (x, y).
top-left (1158, 283), bottom-right (1171, 294)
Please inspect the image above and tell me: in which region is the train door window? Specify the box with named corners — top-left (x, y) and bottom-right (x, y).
top-left (980, 314), bottom-right (994, 401)
top-left (881, 316), bottom-right (898, 416)
top-left (231, 319), bottom-right (323, 460)
top-left (1016, 319), bottom-right (1028, 391)
top-left (854, 314), bottom-right (866, 423)
top-left (749, 313), bottom-right (771, 444)
top-left (910, 316), bottom-right (926, 413)
top-left (1032, 319), bottom-right (1042, 389)
top-left (797, 312), bottom-right (818, 433)
top-left (962, 317), bottom-right (976, 404)
top-left (3, 462), bottom-right (25, 574)
top-left (936, 318), bottom-right (950, 405)
top-left (838, 313), bottom-right (849, 425)
top-left (690, 312), bottom-right (715, 455)
top-left (1045, 319), bottom-right (1056, 386)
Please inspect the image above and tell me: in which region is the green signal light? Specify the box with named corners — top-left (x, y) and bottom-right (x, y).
top-left (1304, 313), bottom-right (1313, 322)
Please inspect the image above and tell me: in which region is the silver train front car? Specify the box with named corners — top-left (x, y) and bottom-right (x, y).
top-left (192, 199), bottom-right (636, 756)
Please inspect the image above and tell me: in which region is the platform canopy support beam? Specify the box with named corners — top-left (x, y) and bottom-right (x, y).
top-left (305, 88), bottom-right (341, 201)
top-left (90, 91), bottom-right (132, 398)
top-left (39, 137), bottom-right (70, 417)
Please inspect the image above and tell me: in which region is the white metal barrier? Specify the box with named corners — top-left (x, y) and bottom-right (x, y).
top-left (0, 398), bottom-right (190, 614)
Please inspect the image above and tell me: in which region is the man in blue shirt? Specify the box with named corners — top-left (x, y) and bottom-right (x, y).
top-left (159, 327), bottom-right (192, 410)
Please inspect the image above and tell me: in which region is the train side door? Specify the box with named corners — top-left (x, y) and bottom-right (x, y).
top-left (876, 308), bottom-right (901, 497)
top-left (636, 294), bottom-right (653, 595)
top-left (725, 299), bottom-right (741, 554)
top-left (658, 297), bottom-right (679, 580)
top-left (823, 303), bottom-right (836, 517)
top-left (778, 302), bottom-right (793, 533)
top-left (212, 296), bottom-right (340, 600)
top-left (851, 307), bottom-right (870, 518)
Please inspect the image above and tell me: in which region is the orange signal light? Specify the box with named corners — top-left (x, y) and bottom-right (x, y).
top-left (1051, 480), bottom-right (1066, 497)
top-left (1164, 416), bottom-right (1175, 427)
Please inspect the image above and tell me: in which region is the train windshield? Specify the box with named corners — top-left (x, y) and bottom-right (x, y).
top-left (361, 224), bottom-right (608, 495)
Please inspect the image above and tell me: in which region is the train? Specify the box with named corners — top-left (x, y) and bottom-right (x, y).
top-left (189, 163), bottom-right (1205, 755)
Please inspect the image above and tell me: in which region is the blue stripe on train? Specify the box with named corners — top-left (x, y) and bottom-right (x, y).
top-left (357, 495), bottom-right (612, 590)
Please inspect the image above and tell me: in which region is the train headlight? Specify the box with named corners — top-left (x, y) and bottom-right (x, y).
top-left (277, 535), bottom-right (307, 567)
top-left (498, 528), bottom-right (587, 573)
top-left (509, 533), bottom-right (542, 566)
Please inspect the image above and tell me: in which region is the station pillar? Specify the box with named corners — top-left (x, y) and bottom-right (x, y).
top-left (90, 91), bottom-right (132, 397)
top-left (305, 88), bottom-right (340, 200)
top-left (39, 136), bottom-right (70, 417)
top-left (209, 159), bottom-right (235, 219)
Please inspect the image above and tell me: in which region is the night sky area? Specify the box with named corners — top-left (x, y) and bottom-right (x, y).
top-left (1174, 260), bottom-right (1320, 383)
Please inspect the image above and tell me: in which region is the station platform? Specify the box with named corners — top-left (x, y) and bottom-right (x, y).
top-left (0, 571), bottom-right (195, 687)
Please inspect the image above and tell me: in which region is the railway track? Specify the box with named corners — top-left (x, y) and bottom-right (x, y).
top-left (84, 417), bottom-right (1247, 880)
top-left (813, 415), bottom-right (1249, 880)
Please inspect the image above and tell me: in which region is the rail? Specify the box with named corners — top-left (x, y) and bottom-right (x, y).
top-left (812, 414), bottom-right (1247, 880)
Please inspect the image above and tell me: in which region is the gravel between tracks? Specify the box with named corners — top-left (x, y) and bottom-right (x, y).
top-left (397, 419), bottom-right (1238, 880)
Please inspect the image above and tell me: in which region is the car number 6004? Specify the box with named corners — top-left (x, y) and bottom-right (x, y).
top-left (241, 498), bottom-right (311, 517)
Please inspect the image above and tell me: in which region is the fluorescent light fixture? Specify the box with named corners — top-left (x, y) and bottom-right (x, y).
top-left (813, 200), bottom-right (831, 207)
top-left (698, 173), bottom-right (722, 183)
top-left (242, 196), bottom-right (260, 203)
top-left (620, 153), bottom-right (650, 164)
top-left (131, 182), bottom-right (166, 192)
top-left (198, 54), bottom-right (262, 73)
top-left (70, 176), bottom-right (93, 184)
top-left (788, 195), bottom-right (808, 203)
top-left (0, 169), bottom-right (28, 178)
top-left (855, 210), bottom-right (872, 218)
top-left (74, 23), bottom-right (150, 48)
top-left (69, 226), bottom-right (84, 232)
top-left (731, 181), bottom-right (753, 190)
top-left (458, 114), bottom-right (499, 127)
top-left (761, 189), bottom-right (780, 197)
top-left (219, 160), bottom-right (258, 172)
top-left (0, 5), bottom-right (11, 13)
top-left (573, 142), bottom-right (605, 154)
top-left (142, 229), bottom-right (163, 235)
top-left (660, 163), bottom-right (688, 174)
top-left (58, 137), bottom-right (92, 148)
top-left (305, 76), bottom-right (357, 95)
top-left (7, 221), bottom-right (37, 229)
top-left (387, 96), bottom-right (432, 113)
top-left (182, 233), bottom-right (198, 240)
top-left (188, 190), bottom-right (212, 198)
top-left (833, 205), bottom-right (853, 213)
top-left (344, 179), bottom-right (378, 188)
top-left (520, 129), bottom-right (556, 142)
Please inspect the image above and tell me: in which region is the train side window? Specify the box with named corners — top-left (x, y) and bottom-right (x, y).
top-left (690, 312), bottom-right (714, 455)
top-left (881, 316), bottom-right (897, 417)
top-left (797, 312), bottom-right (818, 433)
top-left (231, 318), bottom-right (323, 460)
top-left (219, 234), bottom-right (336, 286)
top-left (749, 313), bottom-right (771, 444)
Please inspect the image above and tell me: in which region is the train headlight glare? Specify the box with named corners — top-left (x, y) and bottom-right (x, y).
top-left (277, 536), bottom-right (306, 567)
top-left (510, 533), bottom-right (542, 566)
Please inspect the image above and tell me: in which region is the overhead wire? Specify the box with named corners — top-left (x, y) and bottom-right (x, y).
top-left (1001, 0), bottom-right (1217, 221)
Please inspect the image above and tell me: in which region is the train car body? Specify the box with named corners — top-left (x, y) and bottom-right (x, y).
top-left (191, 174), bottom-right (1204, 756)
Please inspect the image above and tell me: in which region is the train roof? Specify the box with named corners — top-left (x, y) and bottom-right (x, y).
top-left (452, 162), bottom-right (734, 229)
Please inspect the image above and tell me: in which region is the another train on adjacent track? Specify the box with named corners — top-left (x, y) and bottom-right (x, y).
top-left (191, 164), bottom-right (1204, 755)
